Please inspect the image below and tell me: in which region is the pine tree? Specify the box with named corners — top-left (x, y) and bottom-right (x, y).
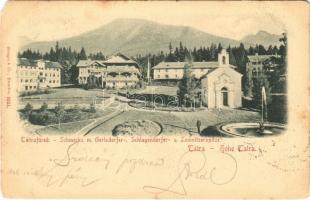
top-left (258, 45), bottom-right (267, 55)
top-left (243, 74), bottom-right (253, 97)
top-left (217, 43), bottom-right (223, 52)
top-left (78, 47), bottom-right (87, 60)
top-left (177, 54), bottom-right (197, 107)
top-left (248, 46), bottom-right (255, 55)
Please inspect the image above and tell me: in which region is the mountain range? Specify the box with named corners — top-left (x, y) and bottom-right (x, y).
top-left (21, 18), bottom-right (282, 56)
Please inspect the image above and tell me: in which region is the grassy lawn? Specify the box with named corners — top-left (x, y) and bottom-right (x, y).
top-left (19, 87), bottom-right (111, 108)
top-left (88, 108), bottom-right (260, 135)
top-left (137, 86), bottom-right (178, 96)
top-left (37, 119), bottom-right (95, 135)
top-left (21, 87), bottom-right (108, 99)
top-left (89, 110), bottom-right (189, 135)
top-left (24, 107), bottom-right (117, 134)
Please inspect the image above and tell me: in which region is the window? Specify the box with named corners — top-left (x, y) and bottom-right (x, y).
top-left (34, 86), bottom-right (36, 89)
top-left (157, 75), bottom-right (160, 78)
top-left (25, 86), bottom-right (28, 90)
top-left (53, 80), bottom-right (55, 83)
top-left (165, 75), bottom-right (169, 78)
top-left (21, 79), bottom-right (23, 83)
top-left (29, 86), bottom-right (32, 89)
top-left (25, 79), bottom-right (28, 83)
top-left (49, 81), bottom-right (51, 83)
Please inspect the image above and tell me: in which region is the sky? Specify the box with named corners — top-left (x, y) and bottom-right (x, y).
top-left (5, 1), bottom-right (286, 42)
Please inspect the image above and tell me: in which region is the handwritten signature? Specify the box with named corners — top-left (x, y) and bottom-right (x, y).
top-left (21, 142), bottom-right (165, 188)
top-left (143, 151), bottom-right (238, 197)
top-left (34, 142), bottom-right (106, 187)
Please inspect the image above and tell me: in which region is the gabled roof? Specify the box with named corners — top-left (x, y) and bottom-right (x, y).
top-left (76, 60), bottom-right (106, 67)
top-left (203, 66), bottom-right (242, 79)
top-left (247, 54), bottom-right (280, 62)
top-left (18, 58), bottom-right (37, 67)
top-left (45, 61), bottom-right (62, 69)
top-left (104, 53), bottom-right (137, 64)
top-left (153, 61), bottom-right (217, 69)
top-left (76, 53), bottom-right (138, 68)
top-left (153, 61), bottom-right (236, 70)
top-left (18, 58), bottom-right (62, 68)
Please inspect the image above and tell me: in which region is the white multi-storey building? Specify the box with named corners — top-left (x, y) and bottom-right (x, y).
top-left (153, 50), bottom-right (237, 80)
top-left (17, 58), bottom-right (62, 92)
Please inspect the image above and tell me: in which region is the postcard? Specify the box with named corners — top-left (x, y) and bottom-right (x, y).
top-left (0, 1), bottom-right (309, 198)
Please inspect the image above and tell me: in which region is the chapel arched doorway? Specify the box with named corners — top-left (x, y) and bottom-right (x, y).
top-left (221, 87), bottom-right (228, 106)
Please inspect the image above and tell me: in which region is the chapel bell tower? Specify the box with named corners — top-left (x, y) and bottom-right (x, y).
top-left (218, 49), bottom-right (229, 67)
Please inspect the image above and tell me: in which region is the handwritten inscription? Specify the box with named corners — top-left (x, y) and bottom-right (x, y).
top-left (3, 142), bottom-right (166, 188)
top-left (143, 151), bottom-right (237, 197)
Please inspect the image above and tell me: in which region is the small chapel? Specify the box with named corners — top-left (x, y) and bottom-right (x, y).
top-left (201, 49), bottom-right (242, 108)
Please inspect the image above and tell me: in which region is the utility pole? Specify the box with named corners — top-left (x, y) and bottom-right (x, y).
top-left (147, 56), bottom-right (151, 84)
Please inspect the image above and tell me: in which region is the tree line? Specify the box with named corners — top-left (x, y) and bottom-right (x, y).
top-left (18, 40), bottom-right (286, 85)
top-left (18, 42), bottom-right (105, 84)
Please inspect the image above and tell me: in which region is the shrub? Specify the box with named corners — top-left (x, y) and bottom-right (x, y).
top-left (24, 103), bottom-right (33, 112)
top-left (40, 102), bottom-right (48, 112)
top-left (23, 103), bottom-right (33, 118)
top-left (29, 111), bottom-right (58, 125)
top-left (19, 88), bottom-right (52, 97)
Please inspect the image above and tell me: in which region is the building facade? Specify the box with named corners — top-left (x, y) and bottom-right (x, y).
top-left (246, 53), bottom-right (280, 79)
top-left (77, 53), bottom-right (141, 89)
top-left (201, 49), bottom-right (243, 108)
top-left (17, 58), bottom-right (62, 92)
top-left (153, 51), bottom-right (237, 80)
top-left (153, 49), bottom-right (242, 108)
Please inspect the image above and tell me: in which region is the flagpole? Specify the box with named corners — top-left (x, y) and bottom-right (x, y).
top-left (261, 87), bottom-right (264, 123)
top-left (147, 56), bottom-right (150, 84)
top-left (265, 99), bottom-right (268, 122)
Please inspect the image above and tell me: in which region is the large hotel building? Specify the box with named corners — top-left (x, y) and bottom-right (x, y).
top-left (77, 53), bottom-right (141, 89)
top-left (17, 58), bottom-right (62, 92)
